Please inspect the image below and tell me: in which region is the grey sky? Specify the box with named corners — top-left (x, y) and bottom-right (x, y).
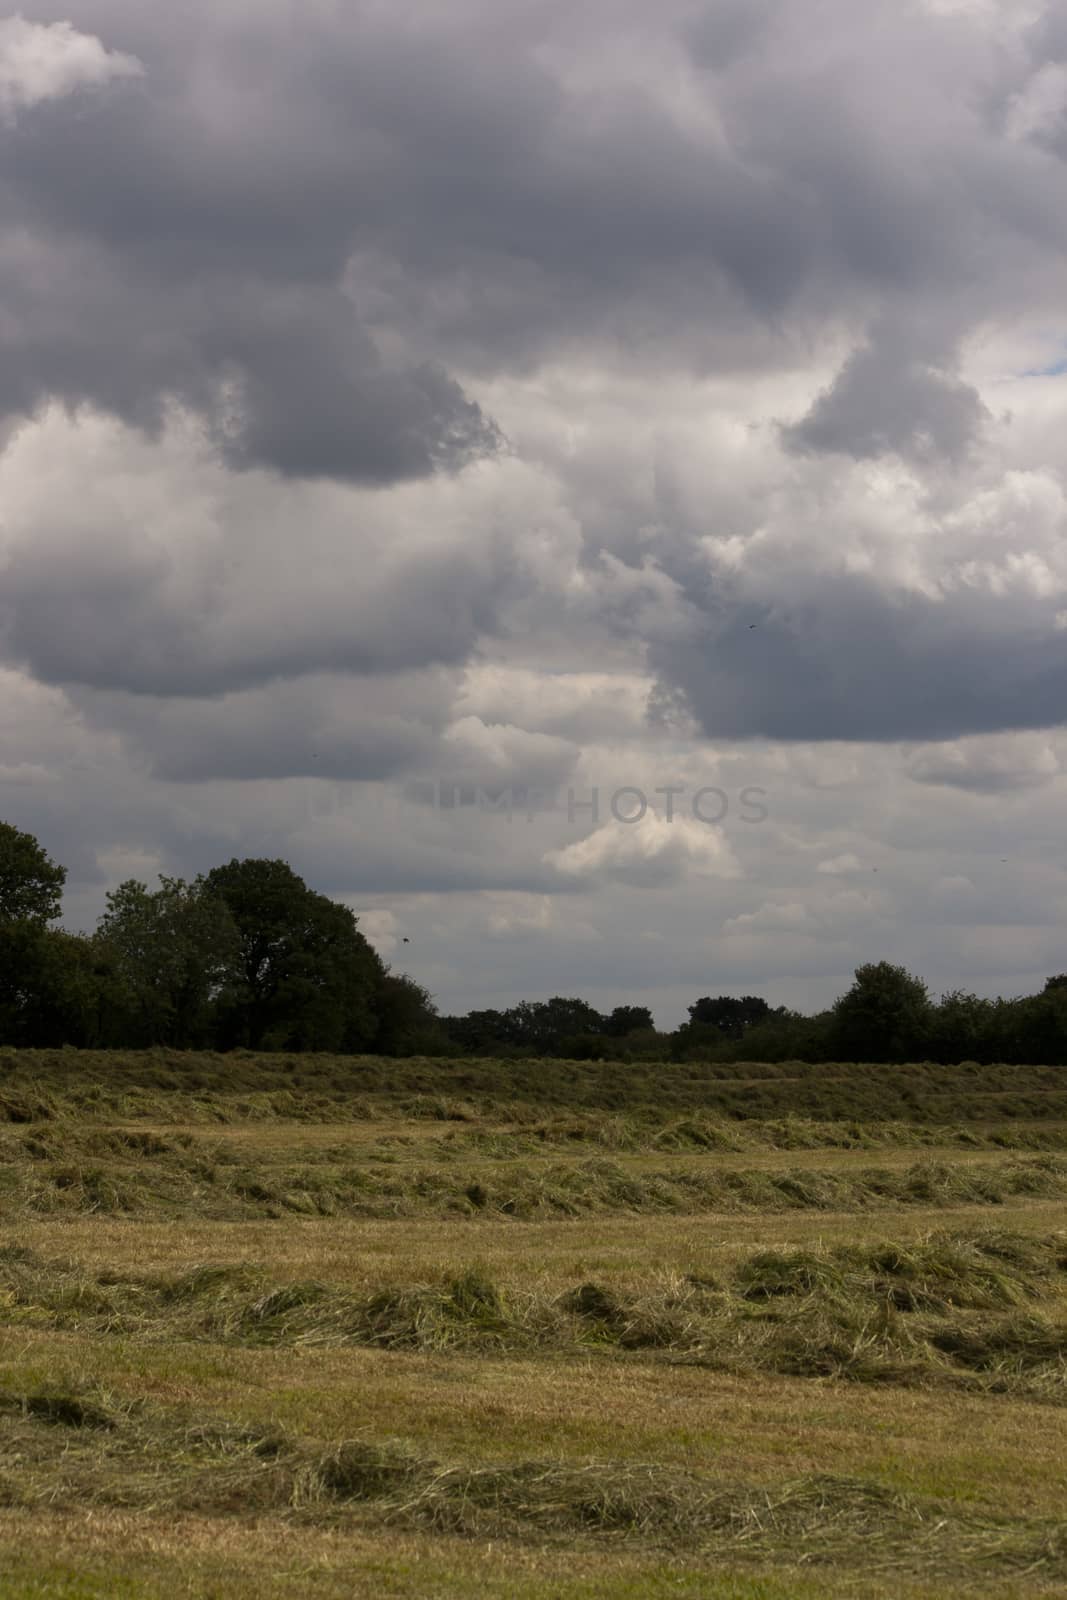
top-left (3, 0), bottom-right (1067, 1024)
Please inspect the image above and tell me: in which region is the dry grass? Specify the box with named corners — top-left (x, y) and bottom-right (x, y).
top-left (6, 1046), bottom-right (1067, 1125)
top-left (6, 1120), bottom-right (1067, 1222)
top-left (6, 1321), bottom-right (1067, 1517)
top-left (1, 1383), bottom-right (1066, 1586)
top-left (3, 1229), bottom-right (1065, 1402)
top-left (4, 1049), bottom-right (1067, 1595)
top-left (13, 1198), bottom-right (1067, 1286)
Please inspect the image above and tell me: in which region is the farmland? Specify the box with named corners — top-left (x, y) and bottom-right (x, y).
top-left (2, 1050), bottom-right (1067, 1597)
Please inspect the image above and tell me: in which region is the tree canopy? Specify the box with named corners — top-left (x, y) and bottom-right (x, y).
top-left (203, 858), bottom-right (387, 1051)
top-left (0, 821), bottom-right (66, 925)
top-left (830, 961), bottom-right (932, 1063)
top-left (97, 876), bottom-right (240, 1048)
top-left (687, 995), bottom-right (771, 1039)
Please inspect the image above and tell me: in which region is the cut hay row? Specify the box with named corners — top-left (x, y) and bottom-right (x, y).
top-left (4, 1129), bottom-right (1067, 1221)
top-left (5, 1048), bottom-right (1067, 1126)
top-left (10, 1110), bottom-right (1067, 1158)
top-left (2, 1392), bottom-right (1065, 1580)
top-left (426, 1116), bottom-right (1067, 1156)
top-left (3, 1232), bottom-right (1065, 1399)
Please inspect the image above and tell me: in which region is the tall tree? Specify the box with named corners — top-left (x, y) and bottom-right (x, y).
top-left (96, 876), bottom-right (240, 1047)
top-left (829, 962), bottom-right (932, 1062)
top-left (204, 858), bottom-right (384, 1050)
top-left (0, 821), bottom-right (65, 925)
top-left (0, 922), bottom-right (109, 1047)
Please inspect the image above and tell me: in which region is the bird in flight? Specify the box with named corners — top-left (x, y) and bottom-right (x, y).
top-left (402, 936), bottom-right (410, 943)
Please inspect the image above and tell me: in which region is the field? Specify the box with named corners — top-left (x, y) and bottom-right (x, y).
top-left (2, 1050), bottom-right (1067, 1598)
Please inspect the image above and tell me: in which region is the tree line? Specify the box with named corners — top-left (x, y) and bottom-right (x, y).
top-left (3, 819), bottom-right (1067, 1063)
top-left (0, 821), bottom-right (438, 1054)
top-left (438, 971), bottom-right (1067, 1066)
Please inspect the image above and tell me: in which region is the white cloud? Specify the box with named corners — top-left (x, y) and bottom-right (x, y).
top-left (930, 874), bottom-right (978, 910)
top-left (0, 761), bottom-right (50, 788)
top-left (456, 664), bottom-right (653, 744)
top-left (726, 901), bottom-right (812, 933)
top-left (1005, 61), bottom-right (1067, 144)
top-left (95, 843), bottom-right (163, 886)
top-left (817, 853), bottom-right (863, 875)
top-left (484, 893), bottom-right (600, 941)
top-left (545, 814), bottom-right (741, 888)
top-left (0, 13), bottom-right (142, 123)
top-left (438, 716), bottom-right (578, 792)
top-left (352, 907), bottom-right (400, 958)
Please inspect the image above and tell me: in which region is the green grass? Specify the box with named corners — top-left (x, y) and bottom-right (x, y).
top-left (1, 1530), bottom-right (1032, 1600)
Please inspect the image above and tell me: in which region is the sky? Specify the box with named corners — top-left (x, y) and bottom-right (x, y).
top-left (3, 0), bottom-right (1067, 1026)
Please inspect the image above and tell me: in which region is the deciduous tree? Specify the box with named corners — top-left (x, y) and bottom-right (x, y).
top-left (0, 820), bottom-right (65, 925)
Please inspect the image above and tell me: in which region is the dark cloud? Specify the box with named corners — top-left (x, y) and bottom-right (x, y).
top-left (0, 436), bottom-right (524, 694)
top-left (781, 327), bottom-right (990, 463)
top-left (0, 234), bottom-right (500, 484)
top-left (0, 554), bottom-right (503, 693)
top-left (6, 0), bottom-right (1067, 1023)
top-left (59, 676), bottom-right (581, 795)
top-left (0, 15), bottom-right (503, 484)
top-left (652, 579), bottom-right (1067, 743)
top-left (3, 0), bottom-right (1065, 486)
top-left (211, 320), bottom-right (500, 484)
top-left (67, 675), bottom-right (455, 783)
top-left (3, 0), bottom-right (1066, 741)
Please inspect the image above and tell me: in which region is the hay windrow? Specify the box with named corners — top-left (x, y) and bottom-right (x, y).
top-left (2, 1392), bottom-right (1066, 1579)
top-left (3, 1231), bottom-right (1065, 1398)
top-left (4, 1124), bottom-right (1067, 1222)
top-left (6, 1048), bottom-right (1067, 1127)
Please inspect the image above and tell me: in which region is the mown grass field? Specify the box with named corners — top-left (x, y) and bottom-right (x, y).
top-left (2, 1050), bottom-right (1067, 1597)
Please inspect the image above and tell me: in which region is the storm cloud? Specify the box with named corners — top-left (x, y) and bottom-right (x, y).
top-left (4, 0), bottom-right (1067, 1018)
